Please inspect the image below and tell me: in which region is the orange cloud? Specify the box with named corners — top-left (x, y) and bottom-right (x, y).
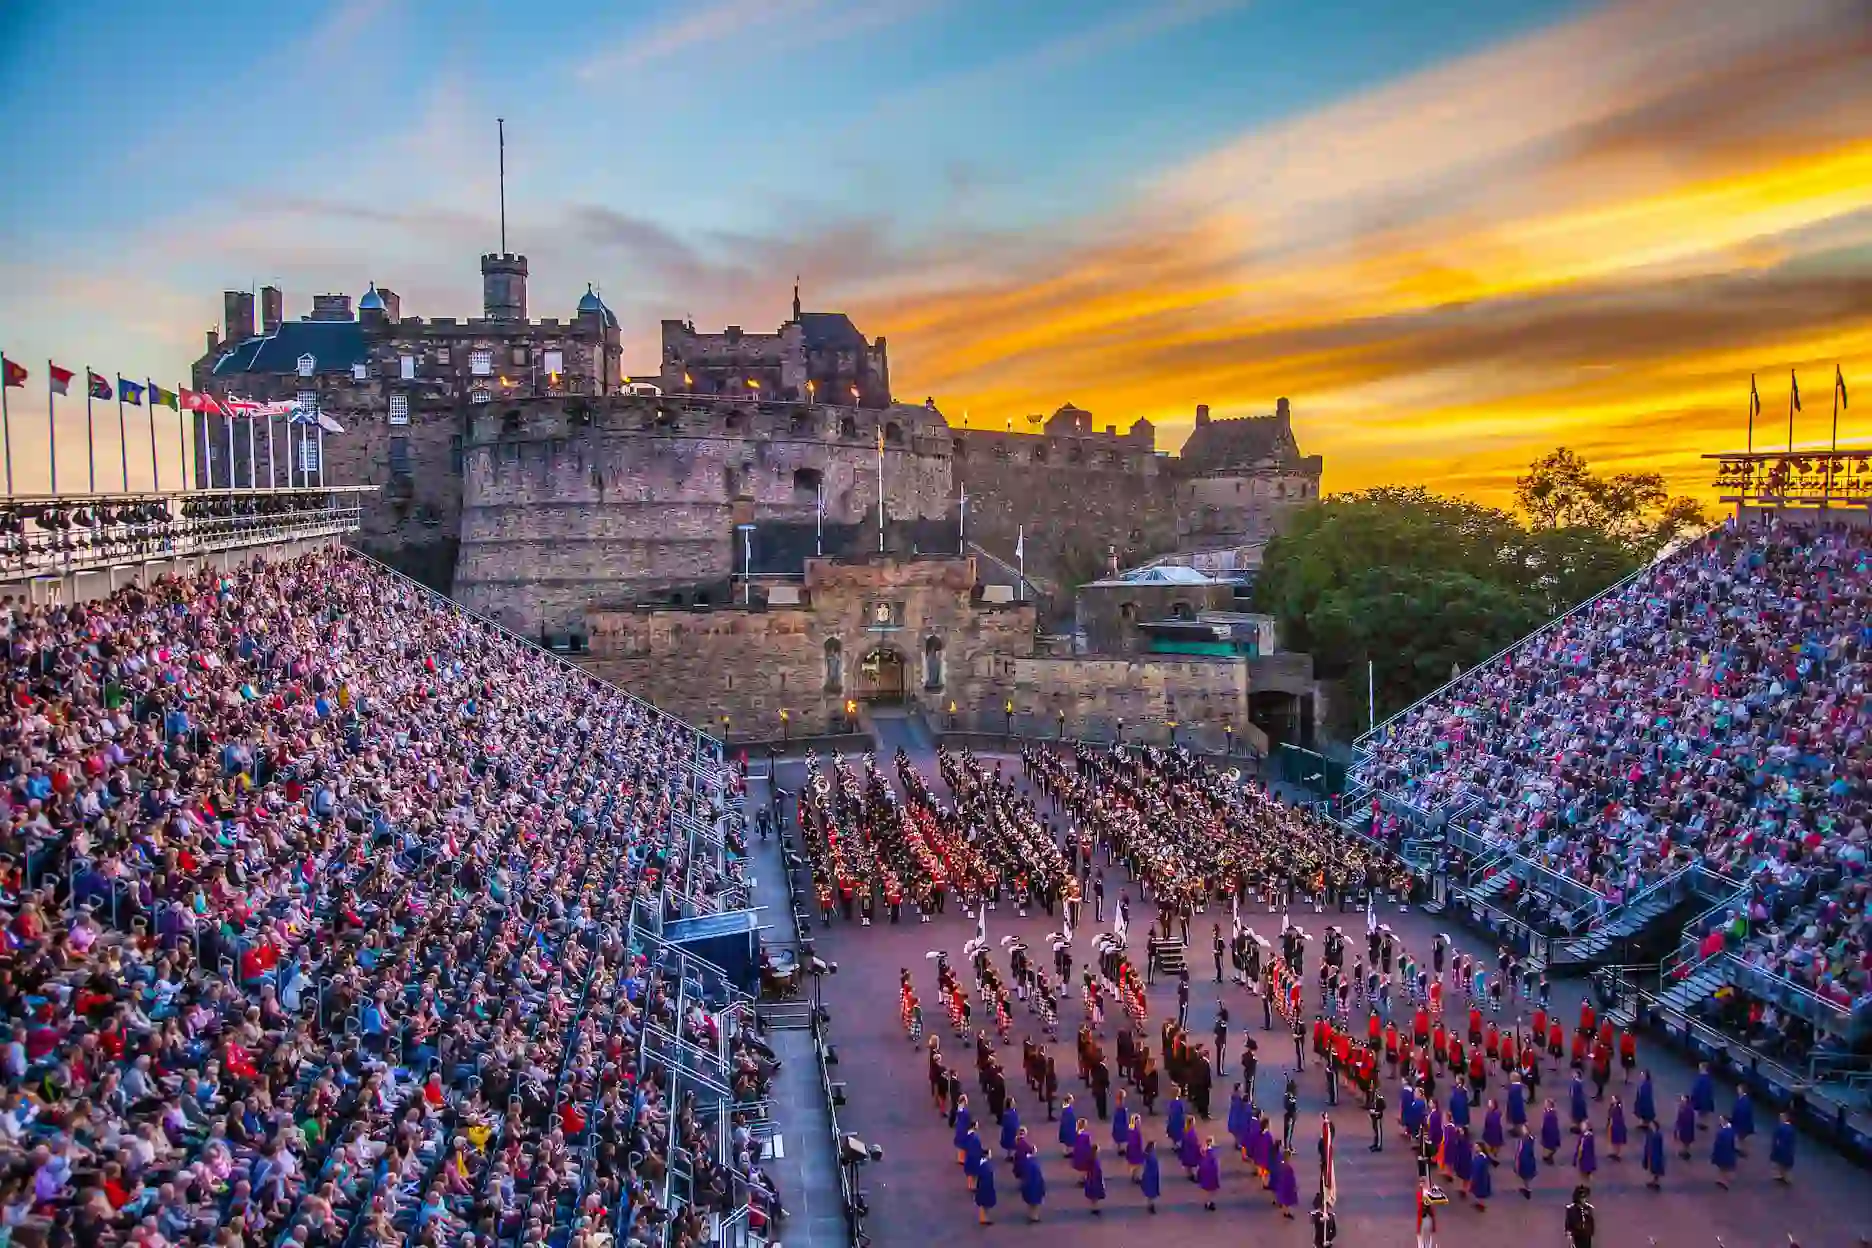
top-left (858, 0), bottom-right (1872, 508)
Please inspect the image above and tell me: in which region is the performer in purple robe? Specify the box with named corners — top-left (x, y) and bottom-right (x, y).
top-left (1731, 1086), bottom-right (1755, 1154)
top-left (1426, 1103), bottom-right (1445, 1158)
top-left (1449, 1126), bottom-right (1474, 1189)
top-left (1166, 1092), bottom-right (1187, 1145)
top-left (1469, 1144), bottom-right (1494, 1210)
top-left (1272, 1143), bottom-right (1299, 1218)
top-left (1642, 1121), bottom-right (1666, 1190)
top-left (1540, 1099), bottom-right (1563, 1163)
top-left (1440, 1119), bottom-right (1460, 1180)
top-left (1573, 1123), bottom-right (1598, 1179)
top-left (1019, 1153), bottom-right (1046, 1221)
top-left (1450, 1084), bottom-right (1470, 1130)
top-left (1242, 1110), bottom-right (1263, 1164)
top-left (1125, 1119), bottom-right (1146, 1175)
top-left (1013, 1128), bottom-right (1036, 1175)
top-left (1255, 1121), bottom-right (1276, 1182)
top-left (1083, 1143), bottom-right (1107, 1213)
top-left (1000, 1105), bottom-right (1021, 1156)
top-left (1506, 1077), bottom-right (1528, 1135)
top-left (975, 1156), bottom-right (998, 1224)
top-left (1690, 1063), bottom-right (1715, 1126)
top-left (1483, 1099), bottom-right (1505, 1151)
top-left (954, 1097), bottom-right (974, 1165)
top-left (1141, 1141), bottom-right (1162, 1213)
top-left (1226, 1090), bottom-right (1246, 1151)
top-left (1056, 1097), bottom-right (1077, 1155)
top-left (1635, 1069), bottom-right (1656, 1126)
top-left (1111, 1100), bottom-right (1131, 1152)
top-left (1606, 1096), bottom-right (1628, 1161)
top-left (964, 1126), bottom-right (986, 1190)
top-left (1674, 1094), bottom-right (1697, 1160)
top-left (1178, 1121), bottom-right (1204, 1176)
top-left (1197, 1139), bottom-right (1222, 1211)
top-left (1769, 1113), bottom-right (1796, 1184)
top-left (1569, 1073), bottom-right (1589, 1132)
top-left (1071, 1123), bottom-right (1094, 1173)
top-left (1515, 1133), bottom-right (1538, 1199)
top-left (1710, 1116), bottom-right (1737, 1190)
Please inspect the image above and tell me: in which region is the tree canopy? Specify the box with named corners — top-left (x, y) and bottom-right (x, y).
top-left (1255, 450), bottom-right (1705, 737)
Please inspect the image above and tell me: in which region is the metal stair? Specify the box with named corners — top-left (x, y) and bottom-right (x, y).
top-left (1555, 888), bottom-right (1679, 964)
top-left (1654, 963), bottom-right (1729, 1018)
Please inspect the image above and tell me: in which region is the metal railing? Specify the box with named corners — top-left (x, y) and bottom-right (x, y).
top-left (0, 486), bottom-right (374, 584)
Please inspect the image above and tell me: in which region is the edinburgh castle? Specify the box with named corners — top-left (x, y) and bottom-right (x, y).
top-left (192, 248), bottom-right (1324, 746)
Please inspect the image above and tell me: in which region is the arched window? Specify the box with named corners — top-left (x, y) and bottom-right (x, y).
top-left (839, 415), bottom-right (858, 440)
top-left (1119, 602), bottom-right (1138, 624)
top-left (824, 638), bottom-right (843, 691)
top-left (725, 410), bottom-right (747, 433)
top-left (952, 438), bottom-right (967, 460)
top-left (883, 421), bottom-right (904, 445)
top-left (923, 636), bottom-right (945, 690)
top-left (793, 467), bottom-right (823, 504)
top-left (1171, 600), bottom-right (1196, 621)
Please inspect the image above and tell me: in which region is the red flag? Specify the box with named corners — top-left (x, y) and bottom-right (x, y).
top-left (180, 387), bottom-right (226, 416)
top-left (2, 357), bottom-right (24, 388)
top-left (48, 363), bottom-right (74, 396)
top-left (86, 370), bottom-right (112, 401)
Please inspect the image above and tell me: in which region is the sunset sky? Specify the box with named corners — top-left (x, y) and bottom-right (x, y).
top-left (1, 0), bottom-right (1867, 503)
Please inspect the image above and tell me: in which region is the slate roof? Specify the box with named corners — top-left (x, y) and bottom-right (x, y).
top-left (212, 320), bottom-right (368, 377)
top-left (798, 312), bottom-right (868, 351)
top-left (1178, 413), bottom-right (1294, 475)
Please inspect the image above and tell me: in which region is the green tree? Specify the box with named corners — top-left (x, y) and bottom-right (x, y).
top-left (1515, 447), bottom-right (1707, 557)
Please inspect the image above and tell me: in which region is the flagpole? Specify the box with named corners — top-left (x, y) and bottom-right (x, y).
top-left (1788, 368), bottom-right (1798, 453)
top-left (117, 384), bottom-right (130, 492)
top-left (145, 380), bottom-right (159, 492)
top-left (876, 425), bottom-right (885, 554)
top-left (1747, 374), bottom-right (1755, 455)
top-left (315, 424), bottom-right (325, 487)
top-left (958, 485), bottom-right (966, 555)
top-left (1829, 365), bottom-right (1842, 500)
top-left (267, 413), bottom-right (277, 489)
top-left (85, 370), bottom-right (97, 492)
top-left (247, 415), bottom-right (256, 491)
top-left (178, 401), bottom-right (188, 490)
top-left (815, 483), bottom-right (823, 557)
top-left (224, 407), bottom-right (235, 490)
top-left (1017, 524), bottom-right (1026, 601)
top-left (1, 358), bottom-right (12, 496)
top-left (47, 360), bottom-right (57, 496)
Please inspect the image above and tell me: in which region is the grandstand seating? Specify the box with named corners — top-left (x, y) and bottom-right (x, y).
top-left (1353, 521), bottom-right (1871, 1055)
top-left (0, 547), bottom-right (773, 1248)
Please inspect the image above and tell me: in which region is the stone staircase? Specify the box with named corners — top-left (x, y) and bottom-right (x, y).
top-left (1148, 935), bottom-right (1188, 981)
top-left (1648, 960), bottom-right (1730, 1023)
top-left (1552, 888), bottom-right (1681, 967)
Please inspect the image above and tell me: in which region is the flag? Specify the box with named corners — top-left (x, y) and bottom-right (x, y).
top-left (48, 363), bottom-right (74, 396)
top-left (2, 358), bottom-right (24, 388)
top-left (1791, 369), bottom-right (1801, 412)
top-left (118, 379), bottom-right (144, 406)
top-left (1839, 365), bottom-right (1849, 409)
top-left (224, 396), bottom-right (263, 416)
top-left (255, 399), bottom-right (298, 417)
top-left (180, 388), bottom-right (225, 416)
top-left (87, 371), bottom-right (112, 401)
top-left (1749, 374), bottom-right (1761, 417)
top-left (1015, 526), bottom-right (1025, 560)
top-left (150, 383), bottom-right (179, 410)
top-left (975, 906), bottom-right (987, 949)
top-left (1321, 1117), bottom-right (1337, 1208)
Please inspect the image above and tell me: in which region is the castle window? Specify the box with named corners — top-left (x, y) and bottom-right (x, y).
top-left (1275, 481), bottom-right (1287, 498)
top-left (952, 438), bottom-right (967, 460)
top-left (471, 387), bottom-right (491, 405)
top-left (995, 443), bottom-right (1009, 461)
top-left (923, 636), bottom-right (945, 691)
top-left (824, 638), bottom-right (843, 692)
top-left (389, 394), bottom-right (410, 425)
top-left (296, 390), bottom-right (317, 417)
top-left (388, 436), bottom-right (411, 479)
top-left (352, 362), bottom-right (368, 381)
top-left (297, 353), bottom-right (315, 378)
top-left (790, 410), bottom-right (812, 436)
top-left (725, 410), bottom-right (747, 433)
top-left (1171, 600), bottom-right (1196, 622)
top-left (400, 354), bottom-right (416, 380)
top-left (512, 346), bottom-right (528, 366)
top-left (793, 467), bottom-right (823, 504)
top-left (1032, 443), bottom-right (1048, 465)
top-left (724, 465), bottom-right (741, 497)
top-left (883, 421), bottom-right (904, 445)
top-left (449, 434), bottom-right (463, 473)
top-left (543, 349), bottom-right (563, 377)
top-left (470, 349), bottom-right (492, 377)
top-left (1119, 602), bottom-right (1138, 624)
top-left (839, 415), bottom-right (858, 440)
top-left (1068, 445), bottom-right (1084, 464)
top-left (436, 348), bottom-right (451, 365)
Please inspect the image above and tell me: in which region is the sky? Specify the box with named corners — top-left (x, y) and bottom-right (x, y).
top-left (0, 0), bottom-right (1867, 503)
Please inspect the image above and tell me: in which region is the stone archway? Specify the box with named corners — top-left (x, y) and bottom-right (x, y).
top-left (854, 646), bottom-right (906, 703)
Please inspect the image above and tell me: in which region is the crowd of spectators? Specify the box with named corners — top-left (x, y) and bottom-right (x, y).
top-left (1357, 521), bottom-right (1870, 1040)
top-left (0, 548), bottom-right (775, 1248)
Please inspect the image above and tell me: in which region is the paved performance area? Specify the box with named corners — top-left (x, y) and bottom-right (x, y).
top-left (769, 746), bottom-right (1872, 1248)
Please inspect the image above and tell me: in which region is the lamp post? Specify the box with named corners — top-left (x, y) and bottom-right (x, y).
top-left (780, 708), bottom-right (790, 743)
top-left (807, 380), bottom-right (816, 405)
top-left (1057, 709), bottom-right (1066, 741)
top-left (845, 699), bottom-right (857, 733)
top-left (1115, 716), bottom-right (1124, 746)
top-left (947, 700), bottom-right (957, 732)
top-left (1005, 699), bottom-right (1014, 741)
top-left (1224, 721), bottom-right (1233, 757)
top-left (720, 715), bottom-right (730, 743)
top-left (1168, 719), bottom-right (1179, 749)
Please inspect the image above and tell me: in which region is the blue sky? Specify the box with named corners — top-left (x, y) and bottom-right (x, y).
top-left (1, 0), bottom-right (1866, 502)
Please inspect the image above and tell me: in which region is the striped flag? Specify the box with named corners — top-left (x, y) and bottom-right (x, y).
top-left (48, 363), bottom-right (74, 396)
top-left (1321, 1116), bottom-right (1337, 1208)
top-left (1839, 365), bottom-right (1849, 409)
top-left (1791, 369), bottom-right (1802, 412)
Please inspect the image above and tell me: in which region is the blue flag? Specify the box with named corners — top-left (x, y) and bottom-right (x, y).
top-left (117, 379), bottom-right (145, 405)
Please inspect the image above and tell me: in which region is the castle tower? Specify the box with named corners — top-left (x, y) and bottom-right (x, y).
top-left (481, 253), bottom-right (528, 321)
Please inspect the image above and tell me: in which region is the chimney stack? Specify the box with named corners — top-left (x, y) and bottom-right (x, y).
top-left (1195, 403), bottom-right (1210, 426)
top-left (260, 286), bottom-right (284, 334)
top-left (223, 290), bottom-right (255, 344)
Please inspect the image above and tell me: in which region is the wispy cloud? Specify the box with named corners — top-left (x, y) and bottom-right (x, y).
top-left (852, 0), bottom-right (1872, 503)
top-left (577, 0), bottom-right (942, 81)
